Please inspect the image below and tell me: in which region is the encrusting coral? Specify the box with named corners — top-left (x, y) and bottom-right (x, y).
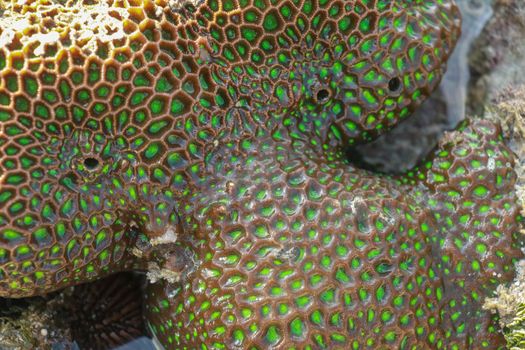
top-left (482, 85), bottom-right (525, 350)
top-left (0, 0), bottom-right (522, 349)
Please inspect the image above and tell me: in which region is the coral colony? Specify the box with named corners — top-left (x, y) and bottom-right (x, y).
top-left (0, 0), bottom-right (522, 349)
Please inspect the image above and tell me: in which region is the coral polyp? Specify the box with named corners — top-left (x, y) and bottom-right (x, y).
top-left (0, 0), bottom-right (522, 349)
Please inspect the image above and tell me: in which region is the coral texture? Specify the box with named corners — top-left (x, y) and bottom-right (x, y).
top-left (0, 0), bottom-right (522, 349)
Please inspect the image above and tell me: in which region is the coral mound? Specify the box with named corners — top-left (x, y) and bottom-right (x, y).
top-left (0, 0), bottom-right (522, 349)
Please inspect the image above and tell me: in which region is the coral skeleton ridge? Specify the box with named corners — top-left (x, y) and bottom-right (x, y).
top-left (0, 0), bottom-right (522, 349)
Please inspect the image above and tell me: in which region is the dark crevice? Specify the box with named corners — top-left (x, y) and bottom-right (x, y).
top-left (346, 147), bottom-right (385, 173)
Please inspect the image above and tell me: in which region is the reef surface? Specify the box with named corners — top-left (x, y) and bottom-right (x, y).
top-left (0, 0), bottom-right (523, 349)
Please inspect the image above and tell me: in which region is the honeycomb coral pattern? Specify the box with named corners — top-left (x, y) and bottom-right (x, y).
top-left (0, 0), bottom-right (521, 349)
top-left (144, 120), bottom-right (523, 349)
top-left (145, 129), bottom-right (446, 349)
top-left (0, 0), bottom-right (460, 295)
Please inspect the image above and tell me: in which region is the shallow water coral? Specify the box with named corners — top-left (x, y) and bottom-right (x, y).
top-left (0, 0), bottom-right (522, 349)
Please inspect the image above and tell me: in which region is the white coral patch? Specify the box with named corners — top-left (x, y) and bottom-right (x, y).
top-left (0, 0), bottom-right (129, 55)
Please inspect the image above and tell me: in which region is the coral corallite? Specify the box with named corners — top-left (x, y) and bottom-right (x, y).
top-left (0, 0), bottom-right (522, 349)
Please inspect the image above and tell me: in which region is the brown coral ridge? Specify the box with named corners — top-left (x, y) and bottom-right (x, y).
top-left (0, 0), bottom-right (520, 349)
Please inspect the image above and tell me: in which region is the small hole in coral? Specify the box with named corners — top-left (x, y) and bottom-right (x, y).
top-left (83, 157), bottom-right (99, 170)
top-left (316, 89), bottom-right (330, 103)
top-left (388, 77), bottom-right (402, 93)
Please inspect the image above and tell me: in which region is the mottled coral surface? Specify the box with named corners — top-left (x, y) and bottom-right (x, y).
top-left (0, 0), bottom-right (522, 349)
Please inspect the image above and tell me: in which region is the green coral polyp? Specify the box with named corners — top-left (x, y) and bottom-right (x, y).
top-left (0, 0), bottom-right (521, 349)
